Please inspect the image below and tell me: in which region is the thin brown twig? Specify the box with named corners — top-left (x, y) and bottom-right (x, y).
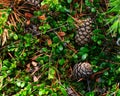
top-left (66, 43), bottom-right (78, 53)
top-left (80, 0), bottom-right (83, 14)
top-left (91, 68), bottom-right (109, 79)
top-left (100, 59), bottom-right (120, 65)
top-left (70, 86), bottom-right (83, 96)
top-left (67, 13), bottom-right (83, 25)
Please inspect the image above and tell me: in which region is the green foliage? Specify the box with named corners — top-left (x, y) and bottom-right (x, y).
top-left (106, 0), bottom-right (120, 36)
top-left (0, 9), bottom-right (10, 34)
top-left (0, 0), bottom-right (120, 96)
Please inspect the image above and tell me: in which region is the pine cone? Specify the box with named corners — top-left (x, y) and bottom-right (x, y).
top-left (72, 62), bottom-right (93, 80)
top-left (26, 0), bottom-right (42, 6)
top-left (75, 18), bottom-right (93, 46)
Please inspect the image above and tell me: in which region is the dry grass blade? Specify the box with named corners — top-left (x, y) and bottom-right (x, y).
top-left (67, 14), bottom-right (83, 25)
top-left (1, 29), bottom-right (9, 46)
top-left (0, 0), bottom-right (11, 7)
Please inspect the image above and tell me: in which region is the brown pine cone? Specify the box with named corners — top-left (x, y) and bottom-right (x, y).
top-left (75, 18), bottom-right (93, 46)
top-left (72, 62), bottom-right (93, 80)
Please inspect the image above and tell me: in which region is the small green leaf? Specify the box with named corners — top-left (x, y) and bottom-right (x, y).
top-left (21, 82), bottom-right (25, 88)
top-left (85, 91), bottom-right (95, 96)
top-left (53, 36), bottom-right (59, 43)
top-left (67, 0), bottom-right (72, 3)
top-left (91, 8), bottom-right (96, 13)
top-left (59, 86), bottom-right (68, 96)
top-left (13, 34), bottom-right (18, 40)
top-left (16, 81), bottom-right (21, 87)
top-left (48, 68), bottom-right (56, 79)
top-left (58, 45), bottom-right (63, 51)
top-left (104, 71), bottom-right (109, 76)
top-left (97, 40), bottom-right (102, 45)
top-left (51, 93), bottom-right (57, 96)
top-left (73, 54), bottom-right (78, 59)
top-left (81, 53), bottom-right (88, 60)
top-left (58, 58), bottom-right (65, 65)
top-left (80, 47), bottom-right (89, 53)
top-left (2, 66), bottom-right (8, 71)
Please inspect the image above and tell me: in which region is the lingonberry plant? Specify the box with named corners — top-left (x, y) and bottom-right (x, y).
top-left (0, 0), bottom-right (120, 96)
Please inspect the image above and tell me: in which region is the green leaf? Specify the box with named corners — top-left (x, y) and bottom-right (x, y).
top-left (13, 34), bottom-right (18, 40)
top-left (42, 47), bottom-right (48, 52)
top-left (59, 86), bottom-right (67, 96)
top-left (85, 91), bottom-right (95, 96)
top-left (81, 53), bottom-right (88, 60)
top-left (91, 8), bottom-right (96, 13)
top-left (104, 71), bottom-right (109, 76)
top-left (16, 81), bottom-right (21, 87)
top-left (80, 47), bottom-right (89, 53)
top-left (53, 36), bottom-right (60, 43)
top-left (58, 58), bottom-right (65, 65)
top-left (97, 40), bottom-right (102, 45)
top-left (58, 45), bottom-right (63, 51)
top-left (48, 68), bottom-right (56, 79)
top-left (21, 82), bottom-right (25, 88)
top-left (51, 93), bottom-right (57, 96)
top-left (73, 54), bottom-right (78, 59)
top-left (2, 66), bottom-right (8, 71)
top-left (67, 0), bottom-right (72, 3)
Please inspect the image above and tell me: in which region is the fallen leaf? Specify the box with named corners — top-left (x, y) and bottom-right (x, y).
top-left (40, 5), bottom-right (48, 10)
top-left (26, 20), bottom-right (30, 25)
top-left (34, 66), bottom-right (39, 71)
top-left (47, 39), bottom-right (52, 46)
top-left (26, 63), bottom-right (31, 72)
top-left (57, 32), bottom-right (66, 37)
top-left (38, 14), bottom-right (46, 20)
top-left (33, 75), bottom-right (38, 82)
top-left (25, 13), bottom-right (33, 19)
top-left (31, 61), bottom-right (38, 67)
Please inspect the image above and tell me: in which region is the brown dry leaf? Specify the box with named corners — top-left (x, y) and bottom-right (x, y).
top-left (38, 14), bottom-right (46, 20)
top-left (33, 75), bottom-right (38, 82)
top-left (1, 29), bottom-right (9, 46)
top-left (0, 0), bottom-right (11, 7)
top-left (25, 63), bottom-right (31, 72)
top-left (47, 39), bottom-right (52, 46)
top-left (25, 12), bottom-right (33, 19)
top-left (57, 32), bottom-right (66, 37)
top-left (26, 20), bottom-right (31, 25)
top-left (31, 61), bottom-right (38, 67)
top-left (40, 4), bottom-right (49, 10)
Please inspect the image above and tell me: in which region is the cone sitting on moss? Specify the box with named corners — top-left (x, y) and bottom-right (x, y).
top-left (72, 62), bottom-right (93, 80)
top-left (68, 14), bottom-right (93, 46)
top-left (75, 17), bottom-right (93, 46)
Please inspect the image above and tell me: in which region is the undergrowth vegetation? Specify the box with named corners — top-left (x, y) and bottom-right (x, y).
top-left (0, 0), bottom-right (120, 96)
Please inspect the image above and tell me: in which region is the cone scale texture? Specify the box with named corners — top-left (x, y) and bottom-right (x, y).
top-left (75, 18), bottom-right (93, 46)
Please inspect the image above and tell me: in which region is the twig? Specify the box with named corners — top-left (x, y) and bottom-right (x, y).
top-left (91, 68), bottom-right (109, 79)
top-left (100, 59), bottom-right (120, 65)
top-left (66, 43), bottom-right (78, 53)
top-left (34, 23), bottom-right (69, 36)
top-left (0, 40), bottom-right (20, 51)
top-left (70, 86), bottom-right (83, 96)
top-left (80, 0), bottom-right (83, 14)
top-left (67, 13), bottom-right (83, 25)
